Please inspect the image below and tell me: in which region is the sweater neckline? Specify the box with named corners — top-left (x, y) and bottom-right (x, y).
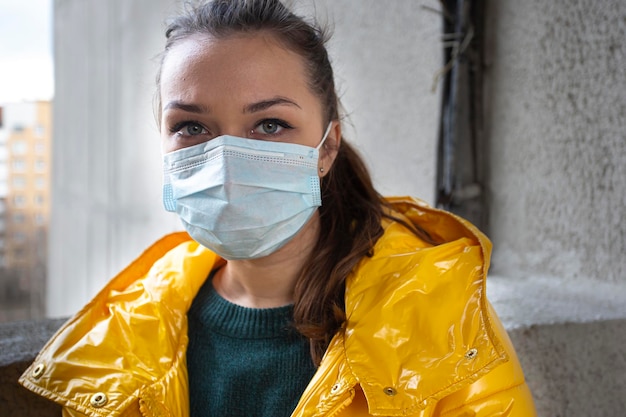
top-left (188, 276), bottom-right (296, 340)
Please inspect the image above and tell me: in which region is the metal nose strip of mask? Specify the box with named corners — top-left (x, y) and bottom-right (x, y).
top-left (222, 145), bottom-right (285, 158)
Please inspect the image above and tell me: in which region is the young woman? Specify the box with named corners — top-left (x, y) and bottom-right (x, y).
top-left (20, 1), bottom-right (536, 416)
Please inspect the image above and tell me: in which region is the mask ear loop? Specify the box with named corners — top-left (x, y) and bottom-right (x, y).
top-left (316, 122), bottom-right (334, 151)
top-left (316, 122), bottom-right (334, 175)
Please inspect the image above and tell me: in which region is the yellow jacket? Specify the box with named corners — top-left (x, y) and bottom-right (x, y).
top-left (19, 197), bottom-right (536, 416)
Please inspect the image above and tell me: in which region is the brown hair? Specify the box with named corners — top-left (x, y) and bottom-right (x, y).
top-left (157, 0), bottom-right (433, 364)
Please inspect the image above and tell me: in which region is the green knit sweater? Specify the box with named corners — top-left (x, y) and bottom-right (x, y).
top-left (187, 275), bottom-right (317, 417)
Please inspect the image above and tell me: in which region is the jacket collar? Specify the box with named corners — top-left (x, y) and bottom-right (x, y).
top-left (19, 233), bottom-right (220, 417)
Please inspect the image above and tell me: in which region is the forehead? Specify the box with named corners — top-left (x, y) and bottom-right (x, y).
top-left (159, 33), bottom-right (313, 103)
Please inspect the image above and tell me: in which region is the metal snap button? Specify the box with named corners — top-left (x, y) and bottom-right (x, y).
top-left (383, 386), bottom-right (397, 396)
top-left (90, 392), bottom-right (108, 408)
top-left (465, 348), bottom-right (478, 360)
top-left (32, 363), bottom-right (45, 379)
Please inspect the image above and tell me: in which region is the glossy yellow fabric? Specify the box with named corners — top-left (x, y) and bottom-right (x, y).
top-left (19, 197), bottom-right (536, 416)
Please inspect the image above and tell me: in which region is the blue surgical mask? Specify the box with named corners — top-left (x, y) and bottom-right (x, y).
top-left (162, 123), bottom-right (332, 260)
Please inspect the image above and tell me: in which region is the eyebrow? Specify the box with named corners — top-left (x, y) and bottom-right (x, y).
top-left (244, 96), bottom-right (301, 113)
top-left (163, 96), bottom-right (301, 114)
top-left (163, 101), bottom-right (210, 114)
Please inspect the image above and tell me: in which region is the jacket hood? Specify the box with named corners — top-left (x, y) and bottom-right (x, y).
top-left (338, 196), bottom-right (506, 414)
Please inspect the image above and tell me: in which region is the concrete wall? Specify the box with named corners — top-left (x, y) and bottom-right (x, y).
top-left (300, 0), bottom-right (442, 199)
top-left (0, 319), bottom-right (66, 417)
top-left (485, 0), bottom-right (626, 282)
top-left (49, 0), bottom-right (441, 317)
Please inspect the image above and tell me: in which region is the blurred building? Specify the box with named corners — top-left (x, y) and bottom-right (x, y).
top-left (0, 101), bottom-right (51, 322)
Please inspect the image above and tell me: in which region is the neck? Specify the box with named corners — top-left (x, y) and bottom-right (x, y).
top-left (213, 212), bottom-right (320, 309)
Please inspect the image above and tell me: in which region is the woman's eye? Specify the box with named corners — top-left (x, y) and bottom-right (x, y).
top-left (253, 119), bottom-right (292, 136)
top-left (170, 122), bottom-right (208, 137)
top-left (184, 123), bottom-right (205, 135)
top-left (260, 120), bottom-right (280, 134)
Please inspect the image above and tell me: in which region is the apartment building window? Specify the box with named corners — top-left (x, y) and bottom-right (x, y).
top-left (34, 124), bottom-right (45, 138)
top-left (35, 142), bottom-right (46, 154)
top-left (35, 176), bottom-right (46, 189)
top-left (13, 231), bottom-right (27, 243)
top-left (13, 247), bottom-right (25, 261)
top-left (12, 140), bottom-right (28, 155)
top-left (34, 213), bottom-right (45, 225)
top-left (12, 159), bottom-right (26, 172)
top-left (12, 176), bottom-right (26, 189)
top-left (34, 195), bottom-right (45, 206)
top-left (13, 195), bottom-right (26, 207)
top-left (35, 159), bottom-right (46, 173)
top-left (13, 213), bottom-right (26, 224)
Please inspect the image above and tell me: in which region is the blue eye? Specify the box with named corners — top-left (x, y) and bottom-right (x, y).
top-left (184, 123), bottom-right (205, 135)
top-left (253, 119), bottom-right (293, 136)
top-left (169, 121), bottom-right (208, 137)
top-left (260, 121), bottom-right (280, 134)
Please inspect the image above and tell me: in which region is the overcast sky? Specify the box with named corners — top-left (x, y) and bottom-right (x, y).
top-left (0, 0), bottom-right (53, 104)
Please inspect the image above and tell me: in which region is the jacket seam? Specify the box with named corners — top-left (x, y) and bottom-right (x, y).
top-left (17, 378), bottom-right (125, 417)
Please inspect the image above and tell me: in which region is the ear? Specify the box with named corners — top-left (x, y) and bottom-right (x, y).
top-left (318, 121), bottom-right (342, 178)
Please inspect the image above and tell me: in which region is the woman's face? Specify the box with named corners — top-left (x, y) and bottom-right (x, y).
top-left (159, 33), bottom-right (336, 158)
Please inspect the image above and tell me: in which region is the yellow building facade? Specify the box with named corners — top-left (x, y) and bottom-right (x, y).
top-left (0, 100), bottom-right (51, 321)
